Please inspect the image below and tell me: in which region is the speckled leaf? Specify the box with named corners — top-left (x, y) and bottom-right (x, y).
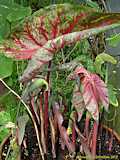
top-left (20, 23), bottom-right (120, 83)
top-left (72, 84), bottom-right (85, 121)
top-left (2, 4), bottom-right (120, 83)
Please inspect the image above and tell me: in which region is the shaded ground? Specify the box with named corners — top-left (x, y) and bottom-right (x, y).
top-left (20, 123), bottom-right (120, 160)
top-left (1, 122), bottom-right (120, 160)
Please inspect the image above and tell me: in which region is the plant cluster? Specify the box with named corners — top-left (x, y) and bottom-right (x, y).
top-left (0, 1), bottom-right (120, 160)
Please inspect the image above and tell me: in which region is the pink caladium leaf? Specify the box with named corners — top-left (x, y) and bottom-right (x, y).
top-left (74, 67), bottom-right (109, 121)
top-left (1, 4), bottom-right (120, 83)
top-left (1, 4), bottom-right (92, 60)
top-left (53, 102), bottom-right (75, 153)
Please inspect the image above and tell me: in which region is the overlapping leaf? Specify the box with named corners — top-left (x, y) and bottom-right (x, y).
top-left (1, 4), bottom-right (120, 83)
top-left (74, 67), bottom-right (109, 121)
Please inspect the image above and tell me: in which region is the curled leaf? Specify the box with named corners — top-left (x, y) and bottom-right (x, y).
top-left (94, 53), bottom-right (117, 76)
top-left (22, 78), bottom-right (48, 103)
top-left (108, 85), bottom-right (118, 107)
top-left (106, 33), bottom-right (120, 47)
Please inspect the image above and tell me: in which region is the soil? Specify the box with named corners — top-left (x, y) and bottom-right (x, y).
top-left (20, 123), bottom-right (120, 160)
top-left (1, 123), bottom-right (120, 160)
top-left (96, 126), bottom-right (120, 160)
top-left (21, 123), bottom-right (40, 160)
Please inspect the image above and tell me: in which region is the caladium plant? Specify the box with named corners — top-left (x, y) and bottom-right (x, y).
top-left (1, 3), bottom-right (120, 160)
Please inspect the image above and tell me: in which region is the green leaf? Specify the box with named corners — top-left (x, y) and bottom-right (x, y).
top-left (0, 54), bottom-right (13, 79)
top-left (0, 111), bottom-right (11, 142)
top-left (0, 111), bottom-right (11, 126)
top-left (87, 59), bottom-right (95, 73)
top-left (106, 33), bottom-right (120, 47)
top-left (0, 17), bottom-right (10, 39)
top-left (0, 129), bottom-right (9, 143)
top-left (86, 0), bottom-right (99, 10)
top-left (108, 85), bottom-right (118, 107)
top-left (0, 0), bottom-right (31, 38)
top-left (94, 53), bottom-right (117, 76)
top-left (7, 7), bottom-right (31, 23)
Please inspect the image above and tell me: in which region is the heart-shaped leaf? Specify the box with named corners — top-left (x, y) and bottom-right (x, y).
top-left (1, 4), bottom-right (120, 83)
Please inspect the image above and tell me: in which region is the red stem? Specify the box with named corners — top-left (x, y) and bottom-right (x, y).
top-left (91, 121), bottom-right (99, 158)
top-left (108, 132), bottom-right (113, 152)
top-left (44, 91), bottom-right (49, 139)
top-left (40, 94), bottom-right (47, 154)
top-left (72, 112), bottom-right (77, 145)
top-left (72, 125), bottom-right (76, 145)
top-left (44, 62), bottom-right (51, 141)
